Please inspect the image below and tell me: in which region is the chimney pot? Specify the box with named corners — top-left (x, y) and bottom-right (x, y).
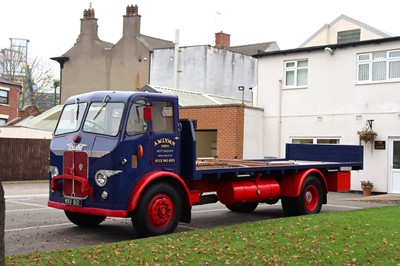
top-left (89, 8), bottom-right (95, 18)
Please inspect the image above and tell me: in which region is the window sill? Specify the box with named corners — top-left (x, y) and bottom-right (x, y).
top-left (0, 103), bottom-right (10, 107)
top-left (356, 79), bottom-right (400, 85)
top-left (283, 86), bottom-right (308, 90)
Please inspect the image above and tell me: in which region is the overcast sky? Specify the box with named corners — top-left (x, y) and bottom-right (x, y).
top-left (1, 0), bottom-right (399, 70)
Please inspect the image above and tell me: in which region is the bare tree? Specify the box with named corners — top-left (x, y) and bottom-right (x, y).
top-left (27, 57), bottom-right (59, 111)
top-left (0, 47), bottom-right (57, 111)
top-left (0, 182), bottom-right (4, 266)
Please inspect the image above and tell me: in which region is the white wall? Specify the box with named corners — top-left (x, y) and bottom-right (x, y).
top-left (150, 46), bottom-right (257, 101)
top-left (0, 127), bottom-right (52, 139)
top-left (257, 41), bottom-right (400, 192)
top-left (243, 107), bottom-right (264, 159)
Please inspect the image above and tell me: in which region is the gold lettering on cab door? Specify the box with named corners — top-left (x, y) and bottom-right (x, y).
top-left (154, 138), bottom-right (176, 164)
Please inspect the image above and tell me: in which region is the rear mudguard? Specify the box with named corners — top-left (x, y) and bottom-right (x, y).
top-left (280, 169), bottom-right (328, 203)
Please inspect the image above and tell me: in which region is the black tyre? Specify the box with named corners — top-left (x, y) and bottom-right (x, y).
top-left (64, 211), bottom-right (106, 226)
top-left (282, 175), bottom-right (323, 216)
top-left (226, 202), bottom-right (258, 212)
top-left (132, 183), bottom-right (181, 237)
top-left (265, 198), bottom-right (280, 205)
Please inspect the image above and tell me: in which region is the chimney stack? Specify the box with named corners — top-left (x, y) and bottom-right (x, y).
top-left (123, 4), bottom-right (141, 38)
top-left (215, 32), bottom-right (230, 49)
top-left (79, 7), bottom-right (99, 41)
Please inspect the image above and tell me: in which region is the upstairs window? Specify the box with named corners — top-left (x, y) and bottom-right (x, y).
top-left (284, 59), bottom-right (308, 88)
top-left (0, 90), bottom-right (8, 104)
top-left (357, 49), bottom-right (400, 83)
top-left (0, 118), bottom-right (6, 126)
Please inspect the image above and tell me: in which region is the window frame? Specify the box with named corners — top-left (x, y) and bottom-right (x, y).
top-left (0, 89), bottom-right (9, 105)
top-left (291, 137), bottom-right (341, 145)
top-left (284, 59), bottom-right (308, 89)
top-left (357, 49), bottom-right (400, 84)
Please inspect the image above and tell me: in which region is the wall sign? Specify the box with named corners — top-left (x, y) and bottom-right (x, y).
top-left (374, 141), bottom-right (386, 150)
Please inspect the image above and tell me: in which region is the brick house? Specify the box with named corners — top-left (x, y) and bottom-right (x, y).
top-left (0, 77), bottom-right (21, 125)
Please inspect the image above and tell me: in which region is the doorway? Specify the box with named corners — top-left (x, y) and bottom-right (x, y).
top-left (388, 138), bottom-right (400, 193)
top-left (195, 130), bottom-right (217, 158)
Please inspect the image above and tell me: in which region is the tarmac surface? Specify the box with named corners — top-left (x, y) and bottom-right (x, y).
top-left (2, 180), bottom-right (399, 256)
top-left (2, 180), bottom-right (400, 204)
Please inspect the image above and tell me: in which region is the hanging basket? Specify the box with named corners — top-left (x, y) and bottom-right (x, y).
top-left (358, 129), bottom-right (377, 144)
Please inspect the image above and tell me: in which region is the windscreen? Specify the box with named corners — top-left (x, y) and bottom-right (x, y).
top-left (54, 102), bottom-right (87, 135)
top-left (83, 102), bottom-right (124, 136)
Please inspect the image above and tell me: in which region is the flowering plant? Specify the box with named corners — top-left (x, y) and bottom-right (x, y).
top-left (357, 128), bottom-right (377, 143)
top-left (360, 180), bottom-right (373, 188)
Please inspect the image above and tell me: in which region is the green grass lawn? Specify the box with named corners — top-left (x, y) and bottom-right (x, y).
top-left (7, 206), bottom-right (400, 265)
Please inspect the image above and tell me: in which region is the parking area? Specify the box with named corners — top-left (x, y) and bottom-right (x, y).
top-left (3, 181), bottom-right (399, 256)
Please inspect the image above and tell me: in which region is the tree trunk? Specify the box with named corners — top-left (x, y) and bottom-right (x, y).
top-left (0, 182), bottom-right (4, 266)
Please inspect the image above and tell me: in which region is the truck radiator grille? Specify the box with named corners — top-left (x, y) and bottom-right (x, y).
top-left (63, 151), bottom-right (88, 198)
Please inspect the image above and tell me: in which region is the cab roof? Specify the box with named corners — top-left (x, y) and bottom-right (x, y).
top-left (64, 91), bottom-right (178, 104)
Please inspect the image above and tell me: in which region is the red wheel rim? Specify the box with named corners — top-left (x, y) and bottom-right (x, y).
top-left (147, 193), bottom-right (174, 229)
top-left (304, 184), bottom-right (318, 211)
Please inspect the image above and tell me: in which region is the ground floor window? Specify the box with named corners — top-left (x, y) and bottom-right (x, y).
top-left (291, 138), bottom-right (340, 144)
top-left (0, 118), bottom-right (7, 126)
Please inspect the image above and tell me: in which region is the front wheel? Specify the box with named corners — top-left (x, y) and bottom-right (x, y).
top-left (282, 175), bottom-right (323, 216)
top-left (64, 211), bottom-right (106, 226)
top-left (132, 183), bottom-right (181, 237)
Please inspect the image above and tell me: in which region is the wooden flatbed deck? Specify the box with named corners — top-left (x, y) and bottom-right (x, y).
top-left (195, 158), bottom-right (339, 170)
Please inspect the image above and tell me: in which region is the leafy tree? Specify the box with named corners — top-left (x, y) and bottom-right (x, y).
top-left (0, 47), bottom-right (58, 111)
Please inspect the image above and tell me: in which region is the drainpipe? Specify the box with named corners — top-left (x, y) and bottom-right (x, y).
top-left (173, 29), bottom-right (180, 89)
top-left (278, 79), bottom-right (283, 156)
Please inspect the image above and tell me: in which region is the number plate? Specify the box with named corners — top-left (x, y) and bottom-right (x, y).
top-left (62, 197), bottom-right (82, 207)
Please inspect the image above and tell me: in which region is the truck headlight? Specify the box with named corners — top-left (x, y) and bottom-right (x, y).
top-left (95, 172), bottom-right (107, 187)
top-left (50, 166), bottom-right (59, 178)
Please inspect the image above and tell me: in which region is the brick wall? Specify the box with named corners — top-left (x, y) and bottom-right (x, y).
top-left (180, 105), bottom-right (244, 159)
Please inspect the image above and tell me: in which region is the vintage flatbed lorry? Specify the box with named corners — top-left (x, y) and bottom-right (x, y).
top-left (48, 91), bottom-right (363, 237)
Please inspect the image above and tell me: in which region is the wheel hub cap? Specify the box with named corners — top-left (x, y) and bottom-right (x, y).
top-left (305, 191), bottom-right (313, 204)
top-left (148, 194), bottom-right (174, 229)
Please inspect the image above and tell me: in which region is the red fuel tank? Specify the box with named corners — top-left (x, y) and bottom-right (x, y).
top-left (217, 179), bottom-right (280, 205)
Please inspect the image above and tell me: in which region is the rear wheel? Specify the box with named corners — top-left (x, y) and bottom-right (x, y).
top-left (64, 211), bottom-right (106, 226)
top-left (282, 175), bottom-right (323, 216)
top-left (226, 202), bottom-right (258, 212)
top-left (132, 183), bottom-right (181, 237)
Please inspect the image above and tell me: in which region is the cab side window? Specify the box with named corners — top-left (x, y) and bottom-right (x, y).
top-left (126, 100), bottom-right (147, 135)
top-left (152, 101), bottom-right (174, 133)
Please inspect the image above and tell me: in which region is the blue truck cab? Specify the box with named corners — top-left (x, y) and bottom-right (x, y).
top-left (49, 91), bottom-right (191, 235)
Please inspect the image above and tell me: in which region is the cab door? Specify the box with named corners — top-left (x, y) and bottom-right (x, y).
top-left (149, 99), bottom-right (180, 175)
top-left (123, 99), bottom-right (152, 182)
